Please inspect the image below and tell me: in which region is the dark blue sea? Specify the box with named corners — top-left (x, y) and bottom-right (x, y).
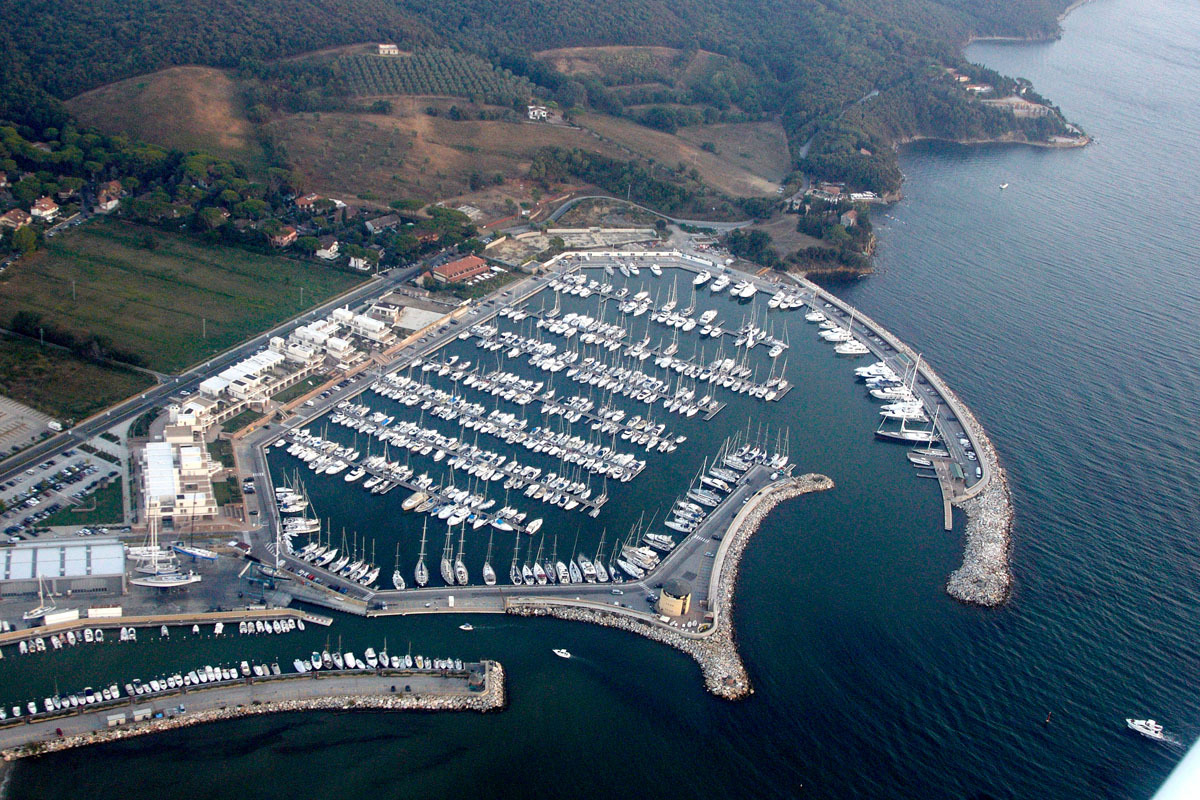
top-left (4, 0), bottom-right (1199, 795)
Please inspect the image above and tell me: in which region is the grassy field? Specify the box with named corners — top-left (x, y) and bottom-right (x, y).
top-left (207, 438), bottom-right (235, 469)
top-left (748, 214), bottom-right (831, 254)
top-left (221, 408), bottom-right (263, 433)
top-left (43, 480), bottom-right (124, 526)
top-left (0, 218), bottom-right (366, 373)
top-left (271, 375), bottom-right (322, 403)
top-left (674, 121), bottom-right (792, 186)
top-left (0, 335), bottom-right (153, 421)
top-left (576, 113), bottom-right (782, 198)
top-left (266, 98), bottom-right (628, 202)
top-left (212, 479), bottom-right (241, 506)
top-left (67, 67), bottom-right (268, 172)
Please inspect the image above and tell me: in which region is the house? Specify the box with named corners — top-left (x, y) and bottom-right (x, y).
top-left (527, 105), bottom-right (548, 121)
top-left (0, 208), bottom-right (31, 229)
top-left (839, 209), bottom-right (859, 227)
top-left (94, 191), bottom-right (119, 213)
top-left (30, 196), bottom-right (59, 221)
top-left (364, 213), bottom-right (400, 234)
top-left (100, 180), bottom-right (123, 197)
top-left (349, 255), bottom-right (370, 271)
top-left (430, 254), bottom-right (490, 284)
top-left (0, 173), bottom-right (8, 189)
top-left (295, 193), bottom-right (322, 210)
top-left (415, 230), bottom-right (440, 244)
top-left (315, 235), bottom-right (340, 260)
top-left (377, 43), bottom-right (401, 56)
top-left (270, 226), bottom-right (298, 247)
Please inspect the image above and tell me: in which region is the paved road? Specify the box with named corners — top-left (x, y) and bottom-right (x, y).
top-left (0, 670), bottom-right (478, 752)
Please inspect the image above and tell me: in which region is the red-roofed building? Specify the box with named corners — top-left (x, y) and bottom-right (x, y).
top-left (30, 196), bottom-right (59, 221)
top-left (430, 255), bottom-right (490, 284)
top-left (269, 226), bottom-right (298, 247)
top-left (0, 209), bottom-right (31, 229)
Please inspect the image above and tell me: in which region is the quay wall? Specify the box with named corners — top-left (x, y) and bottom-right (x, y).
top-left (0, 608), bottom-right (332, 648)
top-left (0, 663), bottom-right (504, 761)
top-left (508, 473), bottom-right (833, 700)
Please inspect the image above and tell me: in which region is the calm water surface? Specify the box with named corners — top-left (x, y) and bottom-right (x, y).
top-left (6, 0), bottom-right (1200, 795)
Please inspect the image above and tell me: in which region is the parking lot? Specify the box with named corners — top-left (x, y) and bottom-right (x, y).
top-left (0, 451), bottom-right (121, 541)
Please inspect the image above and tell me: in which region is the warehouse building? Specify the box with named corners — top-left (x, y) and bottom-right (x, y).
top-left (0, 537), bottom-right (126, 598)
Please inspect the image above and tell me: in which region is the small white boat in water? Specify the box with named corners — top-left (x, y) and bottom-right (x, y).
top-left (1126, 719), bottom-right (1165, 741)
top-left (459, 623), bottom-right (474, 631)
top-left (552, 649), bottom-right (572, 659)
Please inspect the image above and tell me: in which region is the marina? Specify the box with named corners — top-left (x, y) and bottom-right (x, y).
top-left (241, 250), bottom-right (1003, 613)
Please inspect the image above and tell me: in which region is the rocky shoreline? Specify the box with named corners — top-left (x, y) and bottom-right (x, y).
top-left (2, 663), bottom-right (505, 761)
top-left (510, 474), bottom-right (834, 700)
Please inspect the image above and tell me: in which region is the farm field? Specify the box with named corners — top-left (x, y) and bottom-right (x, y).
top-left (674, 120), bottom-right (792, 186)
top-left (67, 67), bottom-right (267, 171)
top-left (0, 335), bottom-right (153, 421)
top-left (0, 218), bottom-right (365, 373)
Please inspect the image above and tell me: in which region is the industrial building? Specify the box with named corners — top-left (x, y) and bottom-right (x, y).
top-left (0, 537), bottom-right (126, 598)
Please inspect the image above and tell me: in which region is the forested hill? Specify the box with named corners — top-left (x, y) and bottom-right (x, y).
top-left (0, 0), bottom-right (1077, 194)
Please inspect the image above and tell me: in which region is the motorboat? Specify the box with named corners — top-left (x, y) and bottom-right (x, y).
top-left (552, 649), bottom-right (572, 659)
top-left (1126, 719), bottom-right (1165, 740)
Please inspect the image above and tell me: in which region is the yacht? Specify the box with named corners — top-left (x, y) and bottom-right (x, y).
top-left (552, 649), bottom-right (572, 659)
top-left (1126, 719), bottom-right (1165, 740)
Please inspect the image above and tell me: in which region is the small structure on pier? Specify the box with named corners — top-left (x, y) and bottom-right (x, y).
top-left (657, 578), bottom-right (692, 617)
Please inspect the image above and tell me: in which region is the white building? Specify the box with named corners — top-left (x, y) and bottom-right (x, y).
top-left (140, 439), bottom-right (219, 529)
top-left (0, 537), bottom-right (126, 597)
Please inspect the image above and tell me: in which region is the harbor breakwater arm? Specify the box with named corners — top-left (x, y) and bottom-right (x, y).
top-left (508, 474), bottom-right (834, 700)
top-left (792, 275), bottom-right (1014, 607)
top-left (0, 664), bottom-right (505, 761)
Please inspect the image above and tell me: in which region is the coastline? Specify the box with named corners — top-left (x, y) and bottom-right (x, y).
top-left (965, 0), bottom-right (1093, 44)
top-left (893, 133), bottom-right (1090, 151)
top-left (509, 474), bottom-right (834, 700)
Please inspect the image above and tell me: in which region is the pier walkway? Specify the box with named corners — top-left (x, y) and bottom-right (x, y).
top-left (0, 664), bottom-right (502, 759)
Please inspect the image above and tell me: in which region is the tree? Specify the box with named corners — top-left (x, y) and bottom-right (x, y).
top-left (11, 225), bottom-right (36, 254)
top-left (197, 206), bottom-right (227, 230)
top-left (296, 236), bottom-right (320, 253)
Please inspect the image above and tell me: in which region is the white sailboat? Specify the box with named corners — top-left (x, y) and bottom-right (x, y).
top-left (414, 518), bottom-right (429, 587)
top-left (482, 530), bottom-right (497, 586)
top-left (130, 517), bottom-right (201, 588)
top-left (22, 575), bottom-right (56, 621)
top-left (391, 542), bottom-right (406, 590)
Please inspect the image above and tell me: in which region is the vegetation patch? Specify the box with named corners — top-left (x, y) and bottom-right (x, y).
top-left (43, 480), bottom-right (124, 526)
top-left (207, 438), bottom-right (235, 469)
top-left (340, 51), bottom-right (539, 105)
top-left (0, 335), bottom-right (153, 421)
top-left (271, 376), bottom-right (322, 404)
top-left (0, 218), bottom-right (364, 373)
top-left (221, 408), bottom-right (264, 434)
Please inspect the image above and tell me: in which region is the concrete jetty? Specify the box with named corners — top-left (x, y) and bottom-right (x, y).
top-left (0, 663), bottom-right (505, 761)
top-left (509, 473), bottom-right (833, 700)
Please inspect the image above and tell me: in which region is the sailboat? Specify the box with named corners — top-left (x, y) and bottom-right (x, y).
top-left (593, 530), bottom-right (610, 583)
top-left (482, 530), bottom-right (497, 586)
top-left (440, 527), bottom-right (455, 585)
top-left (391, 542), bottom-right (406, 590)
top-left (414, 518), bottom-right (429, 587)
top-left (532, 535), bottom-right (548, 585)
top-left (522, 536), bottom-right (535, 585)
top-left (130, 517), bottom-right (201, 588)
top-left (509, 538), bottom-right (522, 585)
top-left (454, 524), bottom-right (469, 585)
top-left (22, 574), bottom-right (57, 621)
